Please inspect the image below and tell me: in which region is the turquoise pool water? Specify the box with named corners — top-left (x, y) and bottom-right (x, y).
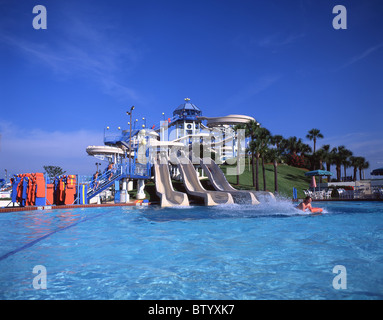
top-left (1, 200), bottom-right (383, 300)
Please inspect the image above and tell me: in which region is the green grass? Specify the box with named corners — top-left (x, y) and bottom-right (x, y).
top-left (222, 162), bottom-right (312, 199)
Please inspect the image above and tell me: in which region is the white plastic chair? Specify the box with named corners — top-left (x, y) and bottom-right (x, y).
top-left (338, 188), bottom-right (345, 198)
top-left (345, 190), bottom-right (353, 199)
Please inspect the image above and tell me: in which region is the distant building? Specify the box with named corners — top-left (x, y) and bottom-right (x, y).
top-left (170, 98), bottom-right (202, 141)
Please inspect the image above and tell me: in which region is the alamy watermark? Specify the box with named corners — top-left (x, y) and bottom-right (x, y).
top-left (32, 5), bottom-right (47, 30)
top-left (30, 264), bottom-right (347, 292)
top-left (333, 5), bottom-right (347, 30)
top-left (332, 265), bottom-right (347, 290)
top-left (32, 4), bottom-right (346, 31)
top-left (133, 121), bottom-right (247, 176)
top-left (32, 265), bottom-right (47, 290)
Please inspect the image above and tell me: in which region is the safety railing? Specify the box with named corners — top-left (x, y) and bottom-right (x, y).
top-left (86, 159), bottom-right (152, 201)
top-left (87, 164), bottom-right (123, 194)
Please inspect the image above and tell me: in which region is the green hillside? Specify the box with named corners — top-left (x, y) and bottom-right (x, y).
top-left (219, 162), bottom-right (312, 199)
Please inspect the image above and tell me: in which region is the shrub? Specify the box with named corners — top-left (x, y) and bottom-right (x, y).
top-left (286, 153), bottom-right (306, 168)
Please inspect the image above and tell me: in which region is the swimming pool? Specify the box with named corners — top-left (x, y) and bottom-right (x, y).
top-left (1, 200), bottom-right (382, 300)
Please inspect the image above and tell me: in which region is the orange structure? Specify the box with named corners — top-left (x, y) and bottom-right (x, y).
top-left (64, 175), bottom-right (77, 205)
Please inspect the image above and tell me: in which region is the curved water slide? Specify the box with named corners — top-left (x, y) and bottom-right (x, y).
top-left (86, 145), bottom-right (126, 159)
top-left (153, 154), bottom-right (189, 208)
top-left (200, 158), bottom-right (259, 205)
top-left (175, 154), bottom-right (234, 206)
top-left (200, 158), bottom-right (276, 203)
top-left (198, 114), bottom-right (255, 127)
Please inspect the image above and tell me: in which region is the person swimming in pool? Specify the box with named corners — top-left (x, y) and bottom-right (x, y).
top-left (297, 196), bottom-right (323, 213)
top-left (297, 196), bottom-right (313, 212)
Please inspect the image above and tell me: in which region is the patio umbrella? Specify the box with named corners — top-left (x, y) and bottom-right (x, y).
top-left (310, 176), bottom-right (317, 190)
top-left (304, 170), bottom-right (333, 177)
top-left (371, 167), bottom-right (383, 176)
top-left (305, 170), bottom-right (333, 192)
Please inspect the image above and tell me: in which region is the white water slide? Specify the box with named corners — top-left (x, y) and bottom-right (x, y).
top-left (153, 153), bottom-right (189, 208)
top-left (200, 157), bottom-right (276, 203)
top-left (176, 154), bottom-right (234, 206)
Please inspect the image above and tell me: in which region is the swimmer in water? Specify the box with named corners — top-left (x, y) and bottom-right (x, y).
top-left (297, 196), bottom-right (323, 213)
top-left (297, 196), bottom-right (314, 212)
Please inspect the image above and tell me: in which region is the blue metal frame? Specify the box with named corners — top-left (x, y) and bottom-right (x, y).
top-left (85, 147), bottom-right (152, 203)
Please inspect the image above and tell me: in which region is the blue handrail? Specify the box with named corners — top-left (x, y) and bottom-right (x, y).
top-left (85, 160), bottom-right (151, 200)
top-left (87, 164), bottom-right (123, 194)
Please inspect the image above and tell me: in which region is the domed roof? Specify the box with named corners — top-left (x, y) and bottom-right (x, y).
top-left (173, 98), bottom-right (202, 117)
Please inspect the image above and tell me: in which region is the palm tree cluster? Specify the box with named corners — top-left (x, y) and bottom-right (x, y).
top-left (234, 121), bottom-right (369, 193)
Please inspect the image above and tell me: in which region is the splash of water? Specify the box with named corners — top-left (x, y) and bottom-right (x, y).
top-left (211, 195), bottom-right (300, 218)
top-left (140, 194), bottom-right (328, 222)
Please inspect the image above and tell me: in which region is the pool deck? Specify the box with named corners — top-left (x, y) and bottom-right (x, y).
top-left (0, 201), bottom-right (154, 213)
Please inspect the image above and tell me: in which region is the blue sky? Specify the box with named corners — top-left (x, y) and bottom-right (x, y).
top-left (0, 0), bottom-right (382, 177)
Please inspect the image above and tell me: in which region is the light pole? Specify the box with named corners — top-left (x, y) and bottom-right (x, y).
top-left (142, 117), bottom-right (146, 128)
top-left (104, 126), bottom-right (110, 142)
top-left (126, 106), bottom-right (135, 176)
top-left (95, 162), bottom-right (101, 173)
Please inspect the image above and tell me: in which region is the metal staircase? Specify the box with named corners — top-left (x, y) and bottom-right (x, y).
top-left (86, 169), bottom-right (126, 201)
top-left (85, 160), bottom-right (152, 203)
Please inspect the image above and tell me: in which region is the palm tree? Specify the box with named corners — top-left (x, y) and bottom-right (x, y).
top-left (339, 146), bottom-right (353, 181)
top-left (319, 144), bottom-right (332, 182)
top-left (358, 158), bottom-right (370, 180)
top-left (306, 128), bottom-right (324, 155)
top-left (331, 146), bottom-right (353, 181)
top-left (282, 136), bottom-right (311, 168)
top-left (350, 156), bottom-right (364, 181)
top-left (312, 148), bottom-right (326, 184)
top-left (306, 129), bottom-right (324, 170)
top-left (300, 143), bottom-right (312, 156)
top-left (240, 120), bottom-right (261, 190)
top-left (257, 127), bottom-right (272, 191)
top-left (269, 134), bottom-right (285, 193)
top-left (331, 146), bottom-right (343, 181)
top-left (314, 149), bottom-right (324, 170)
top-left (284, 136), bottom-right (301, 155)
top-left (270, 135), bottom-right (284, 150)
top-left (267, 148), bottom-right (282, 194)
top-left (246, 140), bottom-right (260, 190)
top-left (283, 137), bottom-right (311, 156)
top-left (299, 143), bottom-right (312, 169)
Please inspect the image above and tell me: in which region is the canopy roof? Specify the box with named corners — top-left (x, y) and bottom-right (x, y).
top-left (304, 170), bottom-right (333, 176)
top-left (371, 167), bottom-right (383, 176)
